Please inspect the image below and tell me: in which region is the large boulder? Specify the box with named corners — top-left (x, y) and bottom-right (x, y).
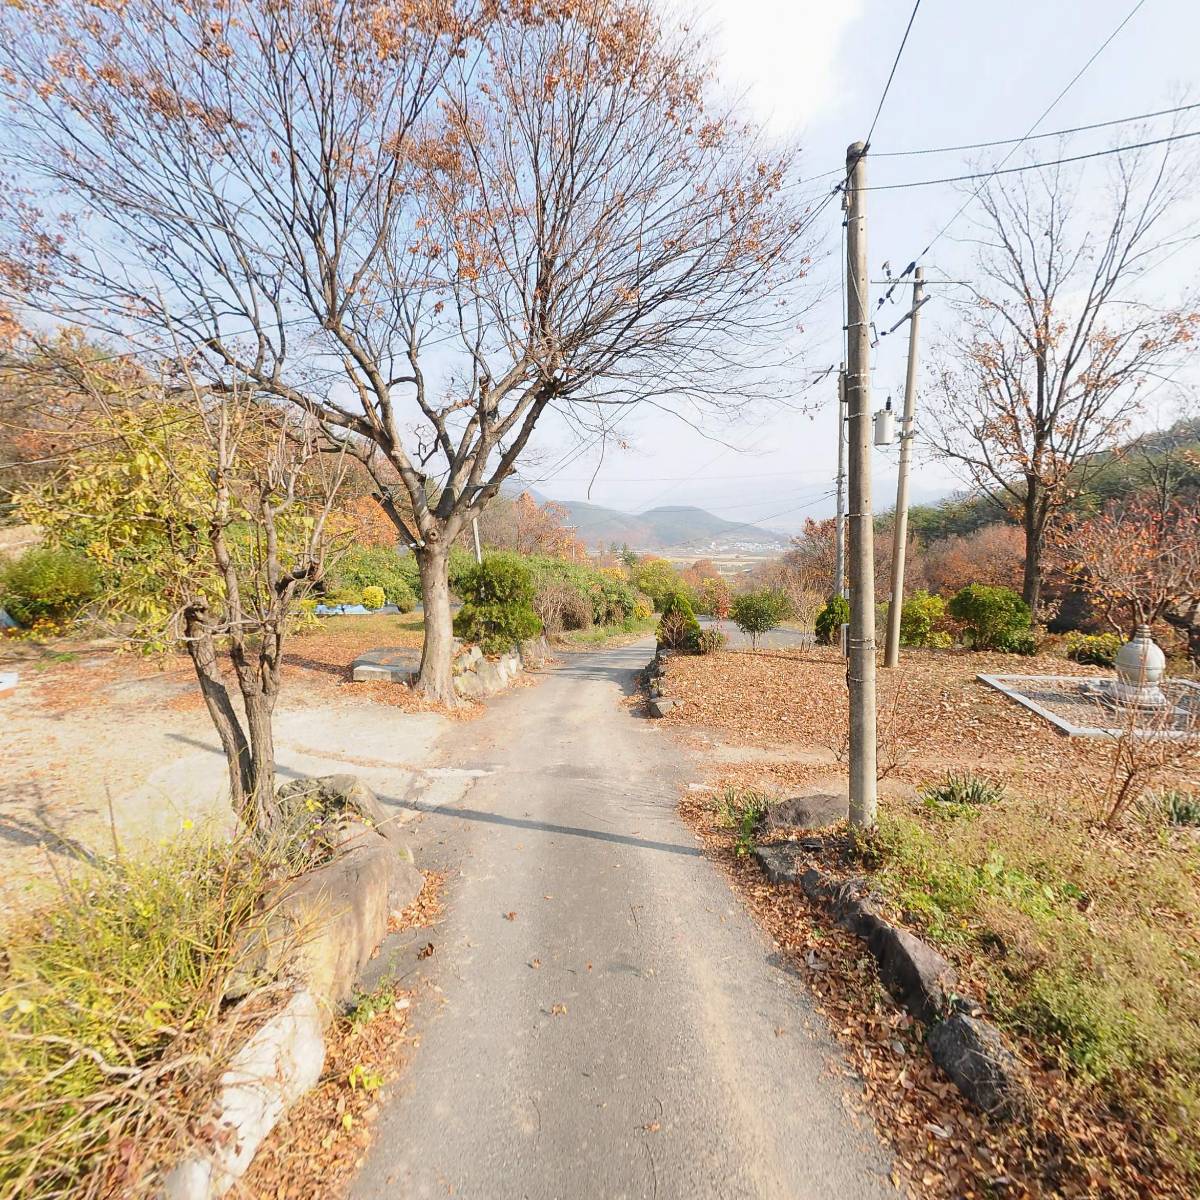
top-left (229, 777), bottom-right (421, 1013)
top-left (763, 794), bottom-right (848, 831)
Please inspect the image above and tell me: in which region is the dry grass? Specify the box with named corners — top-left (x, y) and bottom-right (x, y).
top-left (663, 646), bottom-right (1200, 1198)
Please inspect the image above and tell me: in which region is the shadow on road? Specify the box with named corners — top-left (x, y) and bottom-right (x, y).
top-left (401, 801), bottom-right (703, 858)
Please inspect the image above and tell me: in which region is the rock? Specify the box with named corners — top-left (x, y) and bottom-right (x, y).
top-left (276, 775), bottom-right (402, 846)
top-left (927, 1013), bottom-right (1033, 1121)
top-left (161, 988), bottom-right (325, 1200)
top-left (647, 697), bottom-right (676, 718)
top-left (519, 636), bottom-right (550, 668)
top-left (752, 843), bottom-right (804, 885)
top-left (866, 925), bottom-right (956, 1024)
top-left (229, 778), bottom-right (422, 1012)
top-left (454, 671), bottom-right (485, 699)
top-left (763, 794), bottom-right (848, 831)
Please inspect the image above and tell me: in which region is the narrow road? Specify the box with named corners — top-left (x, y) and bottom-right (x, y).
top-left (353, 640), bottom-right (893, 1200)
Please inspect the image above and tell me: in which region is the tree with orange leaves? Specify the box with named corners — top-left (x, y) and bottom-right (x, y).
top-left (927, 151), bottom-right (1198, 618)
top-left (0, 0), bottom-right (817, 702)
top-left (1050, 494), bottom-right (1200, 662)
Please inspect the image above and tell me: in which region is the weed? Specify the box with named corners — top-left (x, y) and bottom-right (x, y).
top-left (346, 978), bottom-right (400, 1033)
top-left (346, 1063), bottom-right (385, 1093)
top-left (921, 771), bottom-right (1005, 810)
top-left (0, 835), bottom-right (275, 1197)
top-left (714, 786), bottom-right (768, 857)
top-left (1160, 788), bottom-right (1200, 827)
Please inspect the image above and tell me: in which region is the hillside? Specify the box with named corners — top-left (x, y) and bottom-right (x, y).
top-left (554, 500), bottom-right (789, 552)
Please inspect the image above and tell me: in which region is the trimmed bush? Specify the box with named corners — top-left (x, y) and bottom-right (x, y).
top-left (0, 547), bottom-right (99, 626)
top-left (1065, 631), bottom-right (1123, 667)
top-left (947, 584), bottom-right (1031, 651)
top-left (656, 590), bottom-right (701, 652)
top-left (696, 628), bottom-right (726, 655)
top-left (361, 585), bottom-right (385, 611)
top-left (326, 546), bottom-right (417, 611)
top-left (814, 593), bottom-right (850, 646)
top-left (898, 589), bottom-right (947, 647)
top-left (452, 552), bottom-right (543, 654)
top-left (730, 589), bottom-right (790, 649)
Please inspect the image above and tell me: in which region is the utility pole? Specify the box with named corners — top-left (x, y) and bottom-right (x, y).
top-left (844, 141), bottom-right (877, 829)
top-left (834, 365), bottom-right (848, 600)
top-left (472, 515), bottom-right (483, 565)
top-left (884, 267), bottom-right (924, 668)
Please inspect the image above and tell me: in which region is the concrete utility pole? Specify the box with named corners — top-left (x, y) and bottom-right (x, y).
top-left (472, 516), bottom-right (483, 565)
top-left (844, 141), bottom-right (877, 829)
top-left (884, 266), bottom-right (925, 668)
top-left (834, 365), bottom-right (848, 600)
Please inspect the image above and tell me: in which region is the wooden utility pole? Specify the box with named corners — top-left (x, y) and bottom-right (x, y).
top-left (834, 365), bottom-right (848, 599)
top-left (884, 266), bottom-right (925, 668)
top-left (844, 141), bottom-right (877, 829)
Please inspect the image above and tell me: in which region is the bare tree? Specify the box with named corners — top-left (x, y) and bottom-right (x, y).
top-left (927, 145), bottom-right (1199, 617)
top-left (0, 0), bottom-right (816, 701)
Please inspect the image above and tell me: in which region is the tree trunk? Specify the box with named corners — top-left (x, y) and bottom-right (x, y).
top-left (242, 690), bottom-right (280, 832)
top-left (1021, 480), bottom-right (1043, 618)
top-left (416, 544), bottom-right (458, 704)
top-left (182, 607), bottom-right (253, 812)
top-left (1164, 600), bottom-right (1200, 666)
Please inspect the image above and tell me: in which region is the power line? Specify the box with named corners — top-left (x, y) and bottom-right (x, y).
top-left (862, 129), bottom-right (1200, 191)
top-left (917, 0), bottom-right (1149, 257)
top-left (874, 101), bottom-right (1200, 158)
top-left (872, 0), bottom-right (1151, 313)
top-left (865, 0), bottom-right (923, 147)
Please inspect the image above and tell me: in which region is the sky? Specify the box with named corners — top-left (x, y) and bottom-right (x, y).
top-left (518, 0), bottom-right (1200, 535)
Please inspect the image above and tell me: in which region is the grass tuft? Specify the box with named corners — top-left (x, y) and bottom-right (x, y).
top-left (0, 834), bottom-right (280, 1198)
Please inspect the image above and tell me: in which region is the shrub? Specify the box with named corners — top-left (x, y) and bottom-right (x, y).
top-left (631, 557), bottom-right (689, 611)
top-left (696, 628), bottom-right (726, 655)
top-left (656, 590), bottom-right (701, 651)
top-left (695, 577), bottom-right (733, 619)
top-left (928, 629), bottom-right (953, 649)
top-left (532, 580), bottom-right (592, 633)
top-left (0, 547), bottom-right (99, 626)
top-left (814, 593), bottom-right (850, 646)
top-left (325, 546), bottom-right (417, 611)
top-left (631, 592), bottom-right (654, 620)
top-left (947, 584), bottom-right (1031, 650)
top-left (898, 589), bottom-right (946, 647)
top-left (590, 574), bottom-right (637, 625)
top-left (730, 589), bottom-right (789, 649)
top-left (452, 552), bottom-right (543, 654)
top-left (361, 585), bottom-right (385, 610)
top-left (995, 629), bottom-right (1038, 656)
top-left (921, 771), bottom-right (1005, 809)
top-left (1065, 631), bottom-right (1123, 667)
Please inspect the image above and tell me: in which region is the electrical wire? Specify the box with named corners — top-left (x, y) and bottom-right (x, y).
top-left (865, 0), bottom-right (923, 148)
top-left (861, 129), bottom-right (1200, 190)
top-left (874, 100), bottom-right (1200, 158)
top-left (869, 0), bottom-right (1151, 316)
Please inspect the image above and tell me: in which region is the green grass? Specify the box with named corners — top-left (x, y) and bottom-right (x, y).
top-left (858, 798), bottom-right (1200, 1181)
top-left (0, 835), bottom-right (277, 1198)
top-left (556, 614), bottom-right (657, 647)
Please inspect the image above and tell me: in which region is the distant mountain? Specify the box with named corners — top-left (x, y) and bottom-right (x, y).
top-left (551, 500), bottom-right (789, 553)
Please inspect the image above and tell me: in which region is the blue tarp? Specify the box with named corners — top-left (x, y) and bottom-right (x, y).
top-left (314, 603), bottom-right (401, 616)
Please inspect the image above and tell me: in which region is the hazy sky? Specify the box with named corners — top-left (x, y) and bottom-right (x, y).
top-left (521, 0), bottom-right (1200, 534)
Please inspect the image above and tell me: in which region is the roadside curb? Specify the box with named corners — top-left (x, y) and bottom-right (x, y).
top-left (751, 843), bottom-right (1033, 1121)
top-left (160, 777), bottom-right (424, 1199)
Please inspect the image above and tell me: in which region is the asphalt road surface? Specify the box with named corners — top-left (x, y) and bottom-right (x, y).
top-left (352, 639), bottom-right (893, 1200)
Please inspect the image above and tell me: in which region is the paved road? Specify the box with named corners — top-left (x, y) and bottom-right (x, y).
top-left (353, 640), bottom-right (892, 1200)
